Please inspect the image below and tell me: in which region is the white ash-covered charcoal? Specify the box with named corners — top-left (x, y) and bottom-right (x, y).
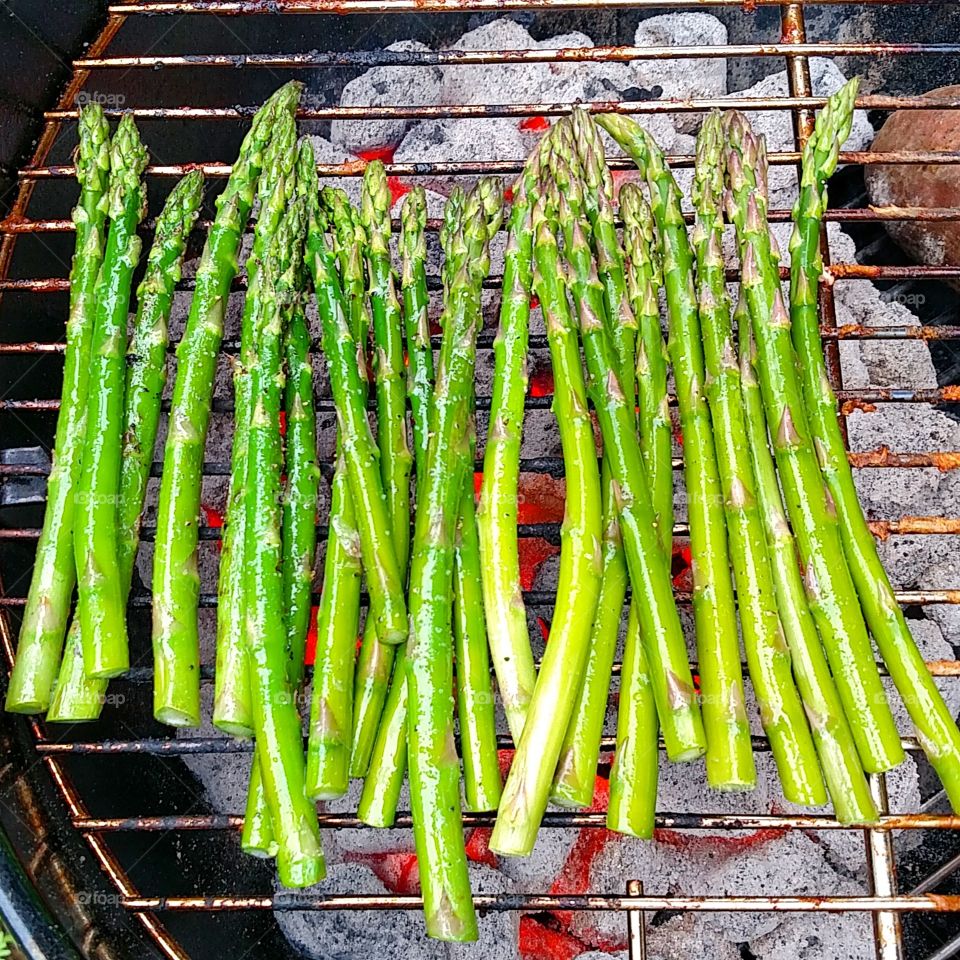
top-left (809, 754), bottom-right (922, 874)
top-left (645, 913), bottom-right (742, 960)
top-left (631, 13), bottom-right (728, 134)
top-left (829, 224), bottom-right (938, 391)
top-left (330, 40), bottom-right (444, 156)
top-left (275, 860), bottom-right (447, 960)
top-left (699, 832), bottom-right (858, 944)
top-left (883, 618), bottom-right (960, 732)
top-left (726, 58), bottom-right (874, 210)
top-left (864, 85), bottom-right (960, 283)
top-left (309, 134), bottom-right (364, 208)
top-left (441, 20), bottom-right (636, 111)
top-left (394, 117), bottom-right (528, 197)
top-left (751, 911), bottom-right (875, 960)
top-left (178, 684), bottom-right (251, 812)
top-left (446, 866), bottom-right (520, 960)
top-left (922, 556), bottom-right (960, 648)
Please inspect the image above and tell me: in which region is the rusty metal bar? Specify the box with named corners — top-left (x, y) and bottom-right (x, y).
top-left (108, 0), bottom-right (959, 14)
top-left (69, 811), bottom-right (960, 833)
top-left (626, 880), bottom-right (647, 960)
top-left (26, 733), bottom-right (943, 756)
top-left (17, 150), bottom-right (960, 181)
top-left (38, 94), bottom-right (960, 123)
top-left (2, 386), bottom-right (957, 414)
top-left (118, 893), bottom-right (960, 914)
top-left (3, 587), bottom-right (958, 609)
top-left (867, 775), bottom-right (904, 960)
top-left (2, 514), bottom-right (957, 543)
top-left (7, 206), bottom-right (960, 238)
top-left (6, 263), bottom-right (960, 294)
top-left (1, 448), bottom-right (957, 478)
top-left (70, 43), bottom-right (960, 70)
top-left (3, 322), bottom-right (958, 354)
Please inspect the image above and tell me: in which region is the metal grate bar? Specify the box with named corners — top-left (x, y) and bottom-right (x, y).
top-left (107, 0), bottom-right (960, 13)
top-left (3, 587), bottom-right (958, 608)
top-left (68, 812), bottom-right (960, 832)
top-left (69, 43), bottom-right (960, 70)
top-left (7, 208), bottom-right (960, 237)
top-left (36, 94), bottom-right (960, 122)
top-left (1, 1), bottom-right (959, 956)
top-left (18, 150), bottom-right (960, 180)
top-left (117, 893), bottom-right (960, 914)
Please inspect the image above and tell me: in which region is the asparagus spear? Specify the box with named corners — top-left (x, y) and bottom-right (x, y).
top-left (476, 152), bottom-right (541, 745)
top-left (306, 188), bottom-right (367, 792)
top-left (490, 190), bottom-right (603, 856)
top-left (282, 274), bottom-right (320, 689)
top-left (723, 110), bottom-right (904, 774)
top-left (607, 602), bottom-right (659, 837)
top-left (605, 183), bottom-right (666, 836)
top-left (550, 114), bottom-right (633, 810)
top-left (621, 185), bottom-right (672, 554)
top-left (238, 141), bottom-right (323, 857)
top-left (312, 178), bottom-right (406, 649)
top-left (693, 113), bottom-right (824, 805)
top-left (74, 115), bottom-right (149, 680)
top-left (737, 297), bottom-right (878, 823)
top-left (789, 82), bottom-right (960, 808)
top-left (152, 81), bottom-right (301, 726)
top-left (454, 461), bottom-right (502, 813)
top-left (49, 171), bottom-right (204, 721)
top-left (349, 190), bottom-right (425, 780)
top-left (215, 107), bottom-right (299, 737)
top-left (406, 184), bottom-right (499, 942)
top-left (354, 189), bottom-right (434, 823)
top-left (6, 104), bottom-right (111, 714)
top-left (570, 110), bottom-right (637, 409)
top-left (244, 194), bottom-right (324, 888)
top-left (453, 190), bottom-right (503, 813)
top-left (324, 161), bottom-right (412, 796)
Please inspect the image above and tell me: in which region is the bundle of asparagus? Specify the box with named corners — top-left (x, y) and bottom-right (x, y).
top-left (9, 77), bottom-right (960, 944)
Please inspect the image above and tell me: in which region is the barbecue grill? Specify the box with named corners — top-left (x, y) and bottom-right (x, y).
top-left (1, 2), bottom-right (960, 958)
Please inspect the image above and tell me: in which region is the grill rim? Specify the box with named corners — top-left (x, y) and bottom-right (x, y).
top-left (2, 2), bottom-right (960, 959)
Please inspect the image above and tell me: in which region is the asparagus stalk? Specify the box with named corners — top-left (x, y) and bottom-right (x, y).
top-left (282, 278), bottom-right (320, 687)
top-left (790, 82), bottom-right (960, 808)
top-left (605, 183), bottom-right (667, 835)
top-left (312, 179), bottom-right (406, 649)
top-left (215, 108), bottom-right (299, 737)
top-left (238, 141), bottom-right (324, 856)
top-left (723, 109), bottom-right (904, 774)
top-left (558, 160), bottom-right (705, 764)
top-left (406, 184), bottom-right (499, 942)
top-left (74, 114), bottom-right (149, 679)
top-left (358, 185), bottom-right (504, 825)
top-left (570, 110), bottom-right (637, 409)
top-left (328, 162), bottom-right (412, 794)
top-left (6, 104), bottom-right (111, 714)
top-left (49, 171), bottom-right (204, 721)
top-left (454, 465), bottom-right (502, 813)
top-left (607, 602), bottom-right (659, 837)
top-left (550, 113), bottom-right (633, 810)
top-left (621, 185), bottom-right (672, 555)
top-left (152, 80), bottom-right (301, 726)
top-left (693, 113), bottom-right (824, 805)
top-left (490, 191), bottom-right (603, 856)
top-left (305, 178), bottom-right (365, 800)
top-left (737, 297), bottom-right (878, 823)
top-left (354, 190), bottom-right (434, 820)
top-left (475, 151), bottom-right (540, 745)
top-left (244, 194), bottom-right (324, 888)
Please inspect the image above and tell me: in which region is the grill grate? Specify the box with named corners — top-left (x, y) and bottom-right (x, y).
top-left (1, 2), bottom-right (960, 959)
